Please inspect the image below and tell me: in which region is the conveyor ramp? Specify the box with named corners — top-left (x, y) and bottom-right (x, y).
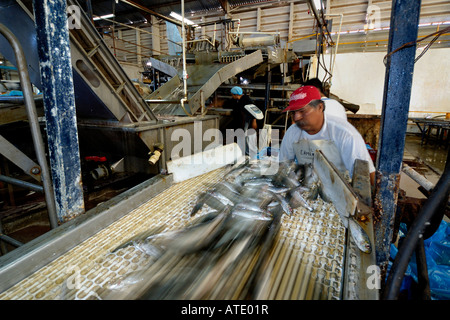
top-left (0, 160), bottom-right (377, 300)
top-left (0, 0), bottom-right (156, 123)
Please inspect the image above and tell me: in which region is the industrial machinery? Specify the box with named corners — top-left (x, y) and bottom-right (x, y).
top-left (2, 0), bottom-right (442, 302)
top-left (0, 1), bottom-right (262, 227)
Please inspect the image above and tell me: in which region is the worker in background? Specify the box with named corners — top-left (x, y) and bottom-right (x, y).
top-left (304, 78), bottom-right (348, 121)
top-left (229, 86), bottom-right (258, 156)
top-left (279, 86), bottom-right (375, 185)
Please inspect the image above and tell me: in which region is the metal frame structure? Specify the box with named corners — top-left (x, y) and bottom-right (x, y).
top-left (0, 23), bottom-right (58, 228)
top-left (373, 0), bottom-right (422, 282)
top-left (33, 0), bottom-right (85, 224)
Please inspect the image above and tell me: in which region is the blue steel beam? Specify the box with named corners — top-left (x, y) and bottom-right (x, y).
top-left (32, 0), bottom-right (85, 223)
top-left (374, 0), bottom-right (421, 281)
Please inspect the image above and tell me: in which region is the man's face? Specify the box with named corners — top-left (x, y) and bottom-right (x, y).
top-left (232, 94), bottom-right (241, 100)
top-left (292, 102), bottom-right (324, 135)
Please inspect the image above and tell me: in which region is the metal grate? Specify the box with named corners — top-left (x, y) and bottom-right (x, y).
top-left (0, 167), bottom-right (345, 300)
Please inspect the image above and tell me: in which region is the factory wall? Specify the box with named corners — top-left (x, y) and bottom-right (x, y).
top-left (319, 47), bottom-right (450, 118)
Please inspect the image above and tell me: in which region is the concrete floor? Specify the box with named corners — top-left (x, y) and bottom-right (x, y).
top-left (401, 133), bottom-right (448, 222)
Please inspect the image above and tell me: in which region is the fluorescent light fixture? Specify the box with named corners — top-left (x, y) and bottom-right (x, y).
top-left (170, 11), bottom-right (198, 27)
top-left (312, 0), bottom-right (322, 11)
top-left (93, 14), bottom-right (115, 21)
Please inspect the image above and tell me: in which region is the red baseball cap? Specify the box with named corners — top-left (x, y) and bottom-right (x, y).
top-left (283, 85), bottom-right (322, 112)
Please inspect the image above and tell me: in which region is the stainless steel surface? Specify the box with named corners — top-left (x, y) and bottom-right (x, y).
top-left (0, 162), bottom-right (377, 300)
top-left (0, 23), bottom-right (58, 229)
top-left (0, 173), bottom-right (173, 294)
top-left (147, 50), bottom-right (264, 116)
top-left (0, 134), bottom-right (41, 181)
top-left (67, 0), bottom-right (157, 123)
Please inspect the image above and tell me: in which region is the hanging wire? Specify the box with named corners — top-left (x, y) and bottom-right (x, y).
top-left (383, 26), bottom-right (450, 65)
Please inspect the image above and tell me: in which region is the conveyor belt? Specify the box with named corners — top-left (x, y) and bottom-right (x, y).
top-left (0, 167), bottom-right (346, 300)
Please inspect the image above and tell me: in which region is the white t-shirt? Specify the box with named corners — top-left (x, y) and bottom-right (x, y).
top-left (279, 113), bottom-right (375, 177)
top-left (322, 97), bottom-right (347, 120)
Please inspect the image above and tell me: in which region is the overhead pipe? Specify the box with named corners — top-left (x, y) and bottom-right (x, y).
top-left (324, 13), bottom-right (343, 80)
top-left (119, 0), bottom-right (183, 27)
top-left (0, 23), bottom-right (58, 229)
top-left (180, 0), bottom-right (191, 116)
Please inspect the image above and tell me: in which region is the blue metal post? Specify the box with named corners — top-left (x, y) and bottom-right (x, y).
top-left (32, 0), bottom-right (85, 223)
top-left (374, 0), bottom-right (421, 281)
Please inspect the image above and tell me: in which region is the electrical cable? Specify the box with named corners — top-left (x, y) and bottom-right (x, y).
top-left (383, 26), bottom-right (450, 65)
top-left (382, 150), bottom-right (450, 300)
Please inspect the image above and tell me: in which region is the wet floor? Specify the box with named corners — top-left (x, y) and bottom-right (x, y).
top-left (401, 133), bottom-right (449, 223)
top-left (404, 134), bottom-right (448, 175)
top-left (401, 133), bottom-right (448, 197)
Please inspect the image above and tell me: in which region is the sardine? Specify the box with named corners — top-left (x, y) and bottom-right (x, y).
top-left (134, 242), bottom-right (164, 258)
top-left (224, 158), bottom-right (249, 180)
top-left (235, 172), bottom-right (264, 185)
top-left (190, 191), bottom-right (229, 216)
top-left (232, 208), bottom-right (272, 221)
top-left (163, 209), bottom-right (228, 254)
top-left (348, 217), bottom-right (372, 254)
top-left (271, 192), bottom-right (293, 216)
top-left (111, 225), bottom-right (166, 253)
top-left (267, 185), bottom-right (291, 194)
top-left (234, 202), bottom-right (265, 213)
top-left (303, 163), bottom-right (319, 187)
top-left (287, 186), bottom-right (315, 212)
top-left (211, 191), bottom-right (234, 206)
top-left (106, 270), bottom-right (148, 291)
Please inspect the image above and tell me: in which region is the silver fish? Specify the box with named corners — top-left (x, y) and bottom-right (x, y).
top-left (134, 242), bottom-right (164, 258)
top-left (348, 217), bottom-right (372, 254)
top-left (243, 178), bottom-right (275, 190)
top-left (287, 187), bottom-right (315, 212)
top-left (271, 192), bottom-right (293, 216)
top-left (267, 185), bottom-right (291, 194)
top-left (112, 225), bottom-right (165, 253)
top-left (106, 270), bottom-right (148, 291)
top-left (234, 202), bottom-right (266, 213)
top-left (163, 209), bottom-right (228, 254)
top-left (190, 191), bottom-right (229, 216)
top-left (235, 172), bottom-right (264, 185)
top-left (232, 208), bottom-right (272, 221)
top-left (211, 191), bottom-right (234, 206)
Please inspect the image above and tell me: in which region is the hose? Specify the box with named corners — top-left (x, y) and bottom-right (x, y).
top-left (382, 155), bottom-right (450, 299)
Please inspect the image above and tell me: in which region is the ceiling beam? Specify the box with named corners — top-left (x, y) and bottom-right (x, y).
top-left (119, 0), bottom-right (182, 26)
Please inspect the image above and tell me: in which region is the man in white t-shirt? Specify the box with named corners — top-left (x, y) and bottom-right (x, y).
top-left (304, 78), bottom-right (347, 121)
top-left (279, 85), bottom-right (375, 184)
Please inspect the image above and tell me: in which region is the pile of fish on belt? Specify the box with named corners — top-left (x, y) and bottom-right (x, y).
top-left (67, 159), bottom-right (367, 300)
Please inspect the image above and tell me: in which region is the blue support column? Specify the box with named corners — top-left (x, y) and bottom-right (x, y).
top-left (32, 0), bottom-right (85, 223)
top-left (374, 0), bottom-right (421, 281)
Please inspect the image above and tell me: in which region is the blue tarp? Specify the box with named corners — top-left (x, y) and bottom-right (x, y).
top-left (388, 220), bottom-right (450, 300)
